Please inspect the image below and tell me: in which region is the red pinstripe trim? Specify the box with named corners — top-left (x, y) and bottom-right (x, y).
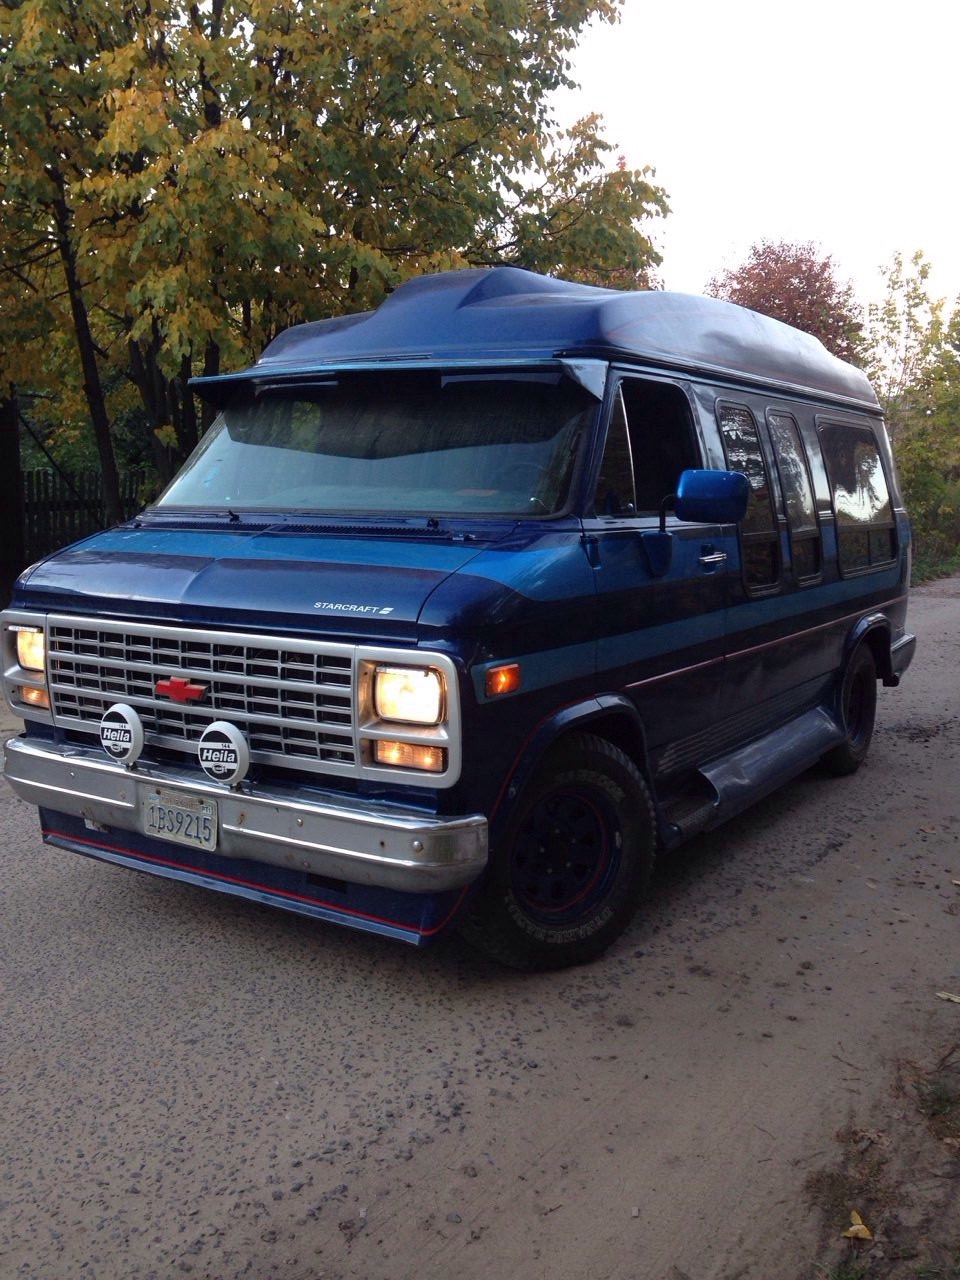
top-left (42, 827), bottom-right (469, 939)
top-left (723, 594), bottom-right (907, 664)
top-left (624, 654), bottom-right (722, 692)
top-left (626, 593), bottom-right (908, 691)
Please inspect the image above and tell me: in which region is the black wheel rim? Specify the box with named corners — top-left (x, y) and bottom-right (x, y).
top-left (510, 786), bottom-right (621, 926)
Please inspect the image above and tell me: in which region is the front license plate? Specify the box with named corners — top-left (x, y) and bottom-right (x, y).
top-left (142, 787), bottom-right (218, 852)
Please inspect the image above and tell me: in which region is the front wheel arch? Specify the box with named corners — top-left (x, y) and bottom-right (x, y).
top-left (460, 732), bottom-right (656, 970)
top-left (489, 696), bottom-right (650, 834)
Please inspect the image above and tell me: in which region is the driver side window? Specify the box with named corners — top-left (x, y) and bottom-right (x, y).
top-left (592, 377), bottom-right (699, 517)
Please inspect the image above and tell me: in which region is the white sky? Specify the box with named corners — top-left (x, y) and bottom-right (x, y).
top-left (558, 0), bottom-right (960, 311)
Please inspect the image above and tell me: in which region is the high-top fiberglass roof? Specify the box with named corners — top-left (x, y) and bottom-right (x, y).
top-left (193, 266), bottom-right (878, 409)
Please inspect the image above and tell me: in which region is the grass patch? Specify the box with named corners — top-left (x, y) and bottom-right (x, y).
top-left (911, 550), bottom-right (960, 585)
top-left (913, 1260), bottom-right (960, 1279)
top-left (819, 1263), bottom-right (870, 1280)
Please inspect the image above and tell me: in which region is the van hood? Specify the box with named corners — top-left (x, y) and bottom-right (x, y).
top-left (15, 523), bottom-right (494, 642)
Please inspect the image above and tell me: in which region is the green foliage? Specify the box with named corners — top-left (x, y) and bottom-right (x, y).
top-left (863, 253), bottom-right (960, 579)
top-left (896, 424), bottom-right (960, 580)
top-left (823, 1264), bottom-right (868, 1280)
top-left (0, 0), bottom-right (668, 482)
top-left (863, 251), bottom-right (946, 434)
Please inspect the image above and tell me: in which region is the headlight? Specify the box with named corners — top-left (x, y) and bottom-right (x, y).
top-left (15, 628), bottom-right (46, 673)
top-left (374, 665), bottom-right (444, 725)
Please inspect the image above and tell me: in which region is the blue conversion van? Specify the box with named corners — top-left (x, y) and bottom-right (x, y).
top-left (1, 268), bottom-right (915, 968)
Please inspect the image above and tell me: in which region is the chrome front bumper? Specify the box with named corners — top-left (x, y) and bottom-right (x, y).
top-left (4, 736), bottom-right (488, 892)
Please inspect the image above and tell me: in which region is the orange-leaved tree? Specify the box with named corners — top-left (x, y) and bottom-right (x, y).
top-left (706, 240), bottom-right (864, 364)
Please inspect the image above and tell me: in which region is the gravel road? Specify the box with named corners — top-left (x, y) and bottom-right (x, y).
top-left (1, 576), bottom-right (958, 1280)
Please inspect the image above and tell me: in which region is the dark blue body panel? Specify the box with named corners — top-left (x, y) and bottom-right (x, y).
top-left (17, 525), bottom-right (488, 637)
top-left (2, 268), bottom-right (914, 958)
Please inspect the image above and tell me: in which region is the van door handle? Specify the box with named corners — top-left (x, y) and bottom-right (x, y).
top-left (699, 550), bottom-right (727, 567)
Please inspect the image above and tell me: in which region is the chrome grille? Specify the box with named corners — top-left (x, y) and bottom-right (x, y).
top-left (47, 617), bottom-right (358, 774)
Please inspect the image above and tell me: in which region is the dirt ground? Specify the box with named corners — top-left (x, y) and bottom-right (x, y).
top-left (802, 1043), bottom-right (960, 1279)
top-left (0, 577), bottom-right (958, 1280)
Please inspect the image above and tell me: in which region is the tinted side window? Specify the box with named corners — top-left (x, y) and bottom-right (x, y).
top-left (593, 378), bottom-right (698, 517)
top-left (819, 423), bottom-right (896, 572)
top-left (718, 402), bottom-right (779, 591)
top-left (767, 411), bottom-right (821, 583)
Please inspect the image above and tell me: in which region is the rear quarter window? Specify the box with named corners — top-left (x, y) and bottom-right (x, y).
top-left (819, 422), bottom-right (896, 572)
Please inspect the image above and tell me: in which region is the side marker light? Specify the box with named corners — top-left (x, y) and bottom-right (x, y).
top-left (485, 664), bottom-right (521, 697)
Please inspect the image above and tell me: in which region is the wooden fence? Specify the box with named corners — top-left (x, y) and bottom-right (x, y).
top-left (23, 469), bottom-right (148, 564)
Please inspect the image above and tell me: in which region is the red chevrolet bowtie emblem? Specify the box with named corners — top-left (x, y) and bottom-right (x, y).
top-left (155, 675), bottom-right (209, 703)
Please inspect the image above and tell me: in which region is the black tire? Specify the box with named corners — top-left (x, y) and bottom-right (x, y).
top-left (822, 645), bottom-right (878, 776)
top-left (460, 733), bottom-right (656, 971)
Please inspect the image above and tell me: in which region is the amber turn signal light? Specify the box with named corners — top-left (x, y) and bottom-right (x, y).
top-left (373, 740), bottom-right (446, 773)
top-left (485, 663), bottom-right (521, 697)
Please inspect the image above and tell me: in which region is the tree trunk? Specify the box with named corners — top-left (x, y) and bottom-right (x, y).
top-left (128, 337), bottom-right (186, 484)
top-left (199, 336), bottom-right (221, 434)
top-left (0, 393), bottom-right (26, 605)
top-left (51, 190), bottom-right (123, 525)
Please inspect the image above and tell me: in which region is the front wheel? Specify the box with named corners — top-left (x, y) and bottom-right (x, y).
top-left (460, 734), bottom-right (656, 970)
top-left (822, 645), bottom-right (878, 776)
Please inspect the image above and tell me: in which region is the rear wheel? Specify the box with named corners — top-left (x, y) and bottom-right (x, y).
top-left (460, 734), bottom-right (656, 970)
top-left (822, 645), bottom-right (878, 776)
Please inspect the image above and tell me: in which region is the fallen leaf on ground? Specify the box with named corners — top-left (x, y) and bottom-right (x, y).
top-left (936, 992), bottom-right (960, 1004)
top-left (842, 1209), bottom-right (873, 1240)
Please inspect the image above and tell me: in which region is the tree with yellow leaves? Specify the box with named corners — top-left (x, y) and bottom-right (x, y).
top-left (0, 0), bottom-right (668, 505)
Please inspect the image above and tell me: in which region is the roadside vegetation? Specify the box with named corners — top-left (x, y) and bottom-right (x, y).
top-left (805, 1043), bottom-right (960, 1279)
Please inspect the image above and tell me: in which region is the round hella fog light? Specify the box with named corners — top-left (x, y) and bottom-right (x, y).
top-left (99, 704), bottom-right (145, 766)
top-left (198, 721), bottom-right (250, 786)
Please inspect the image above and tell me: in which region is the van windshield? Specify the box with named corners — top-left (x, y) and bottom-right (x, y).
top-left (158, 373), bottom-right (598, 518)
